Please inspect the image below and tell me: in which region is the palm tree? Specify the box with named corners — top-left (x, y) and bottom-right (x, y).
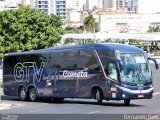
top-left (84, 14), bottom-right (96, 33)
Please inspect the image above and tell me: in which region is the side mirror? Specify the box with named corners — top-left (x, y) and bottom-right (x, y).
top-left (148, 57), bottom-right (159, 70)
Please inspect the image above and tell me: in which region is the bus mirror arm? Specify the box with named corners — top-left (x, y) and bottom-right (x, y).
top-left (118, 60), bottom-right (124, 71)
top-left (148, 57), bottom-right (159, 70)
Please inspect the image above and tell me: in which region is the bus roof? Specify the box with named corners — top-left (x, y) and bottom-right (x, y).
top-left (5, 43), bottom-right (144, 56)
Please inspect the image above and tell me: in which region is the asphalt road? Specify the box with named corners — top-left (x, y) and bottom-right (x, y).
top-left (0, 64), bottom-right (160, 115)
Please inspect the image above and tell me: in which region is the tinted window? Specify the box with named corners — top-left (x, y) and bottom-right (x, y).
top-left (76, 50), bottom-right (100, 73)
top-left (49, 50), bottom-right (102, 79)
top-left (49, 50), bottom-right (78, 70)
top-left (108, 62), bottom-right (118, 81)
top-left (97, 49), bottom-right (114, 57)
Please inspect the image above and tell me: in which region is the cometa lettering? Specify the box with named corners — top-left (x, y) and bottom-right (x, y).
top-left (63, 70), bottom-right (88, 78)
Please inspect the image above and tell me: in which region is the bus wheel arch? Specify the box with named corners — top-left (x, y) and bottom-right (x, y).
top-left (28, 86), bottom-right (38, 102)
top-left (124, 99), bottom-right (130, 106)
top-left (18, 85), bottom-right (28, 101)
top-left (91, 86), bottom-right (103, 104)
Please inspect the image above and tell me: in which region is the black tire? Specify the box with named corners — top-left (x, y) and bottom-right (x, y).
top-left (19, 87), bottom-right (28, 101)
top-left (53, 98), bottom-right (64, 103)
top-left (29, 87), bottom-right (38, 102)
top-left (124, 99), bottom-right (130, 106)
top-left (95, 89), bottom-right (103, 104)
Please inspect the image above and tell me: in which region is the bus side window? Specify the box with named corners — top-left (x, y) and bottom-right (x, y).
top-left (108, 62), bottom-right (118, 81)
top-left (78, 50), bottom-right (101, 73)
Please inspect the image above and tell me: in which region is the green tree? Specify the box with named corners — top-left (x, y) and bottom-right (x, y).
top-left (0, 6), bottom-right (64, 58)
top-left (84, 14), bottom-right (96, 32)
top-left (148, 25), bottom-right (160, 32)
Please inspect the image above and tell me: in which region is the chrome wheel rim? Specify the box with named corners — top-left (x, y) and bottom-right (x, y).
top-left (96, 90), bottom-right (100, 101)
top-left (30, 89), bottom-right (36, 100)
top-left (21, 89), bottom-right (26, 99)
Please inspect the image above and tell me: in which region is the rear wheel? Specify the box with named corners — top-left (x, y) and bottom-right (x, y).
top-left (19, 87), bottom-right (27, 101)
top-left (95, 89), bottom-right (103, 104)
top-left (29, 88), bottom-right (38, 102)
top-left (124, 99), bottom-right (130, 106)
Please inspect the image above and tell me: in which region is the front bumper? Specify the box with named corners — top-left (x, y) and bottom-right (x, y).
top-left (117, 85), bottom-right (153, 100)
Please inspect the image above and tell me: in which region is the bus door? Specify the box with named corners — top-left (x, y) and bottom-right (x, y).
top-left (96, 50), bottom-right (121, 99)
top-left (105, 61), bottom-right (121, 99)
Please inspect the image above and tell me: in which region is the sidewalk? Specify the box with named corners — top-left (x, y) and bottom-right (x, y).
top-left (0, 103), bottom-right (14, 110)
top-left (0, 88), bottom-right (18, 110)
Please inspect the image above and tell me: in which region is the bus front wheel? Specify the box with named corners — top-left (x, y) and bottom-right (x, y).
top-left (29, 88), bottom-right (38, 102)
top-left (19, 87), bottom-right (27, 101)
top-left (95, 89), bottom-right (103, 104)
top-left (124, 99), bottom-right (130, 106)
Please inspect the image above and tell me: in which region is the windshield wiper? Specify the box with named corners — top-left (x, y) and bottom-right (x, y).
top-left (135, 64), bottom-right (148, 84)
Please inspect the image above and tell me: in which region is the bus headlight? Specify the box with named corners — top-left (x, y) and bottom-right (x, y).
top-left (150, 84), bottom-right (153, 88)
top-left (122, 94), bottom-right (126, 98)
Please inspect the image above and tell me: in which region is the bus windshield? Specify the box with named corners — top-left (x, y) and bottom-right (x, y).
top-left (120, 54), bottom-right (152, 86)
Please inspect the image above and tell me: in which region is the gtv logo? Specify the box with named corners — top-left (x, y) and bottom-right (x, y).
top-left (14, 62), bottom-right (45, 82)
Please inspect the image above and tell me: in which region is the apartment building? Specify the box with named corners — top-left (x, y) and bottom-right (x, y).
top-left (87, 0), bottom-right (128, 11)
top-left (103, 0), bottom-right (112, 9)
top-left (128, 0), bottom-right (160, 14)
top-left (35, 0), bottom-right (50, 14)
top-left (35, 0), bottom-right (66, 19)
top-left (56, 0), bottom-right (66, 19)
top-left (86, 0), bottom-right (104, 10)
top-left (66, 0), bottom-right (78, 9)
top-left (112, 0), bottom-right (128, 11)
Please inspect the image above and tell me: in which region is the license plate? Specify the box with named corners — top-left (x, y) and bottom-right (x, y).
top-left (138, 95), bottom-right (144, 98)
